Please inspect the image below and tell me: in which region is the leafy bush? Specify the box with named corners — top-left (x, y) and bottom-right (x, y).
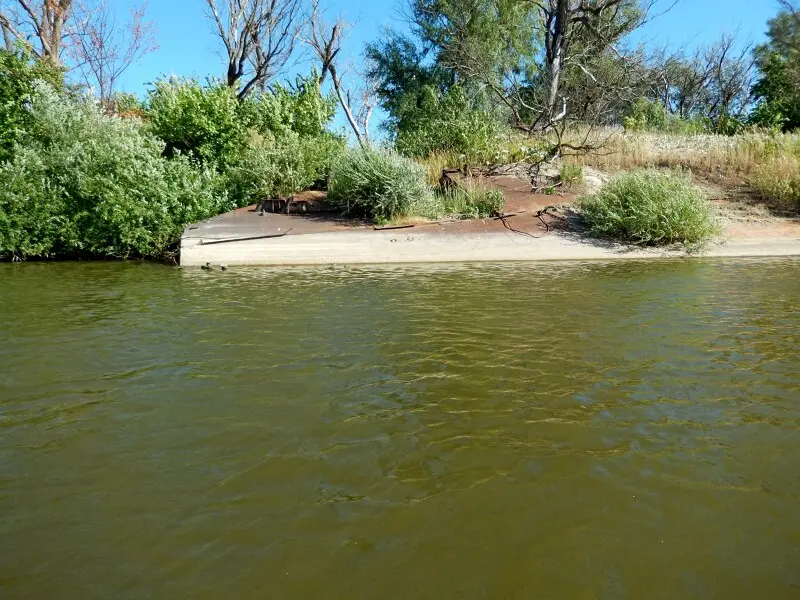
top-left (579, 169), bottom-right (719, 250)
top-left (394, 86), bottom-right (504, 161)
top-left (226, 132), bottom-right (345, 204)
top-left (623, 98), bottom-right (709, 135)
top-left (0, 49), bottom-right (63, 161)
top-left (0, 150), bottom-right (65, 257)
top-left (327, 149), bottom-right (433, 221)
top-left (0, 83), bottom-right (231, 259)
top-left (241, 72), bottom-right (337, 139)
top-left (146, 78), bottom-right (246, 167)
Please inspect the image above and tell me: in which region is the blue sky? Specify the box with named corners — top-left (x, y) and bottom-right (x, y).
top-left (119, 0), bottom-right (778, 95)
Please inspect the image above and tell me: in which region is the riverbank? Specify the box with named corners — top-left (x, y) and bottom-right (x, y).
top-left (180, 205), bottom-right (800, 267)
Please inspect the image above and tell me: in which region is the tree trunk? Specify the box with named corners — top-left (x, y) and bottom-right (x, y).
top-left (2, 22), bottom-right (13, 51)
top-left (544, 0), bottom-right (569, 124)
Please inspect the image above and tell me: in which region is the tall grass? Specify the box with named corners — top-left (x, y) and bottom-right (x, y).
top-left (569, 129), bottom-right (800, 177)
top-left (566, 129), bottom-right (800, 212)
top-left (579, 169), bottom-right (720, 251)
top-left (753, 156), bottom-right (800, 210)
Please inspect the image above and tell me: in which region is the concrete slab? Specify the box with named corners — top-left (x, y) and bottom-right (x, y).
top-left (181, 204), bottom-right (800, 267)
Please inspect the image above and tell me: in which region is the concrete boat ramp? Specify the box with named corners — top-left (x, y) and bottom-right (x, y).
top-left (180, 205), bottom-right (800, 267)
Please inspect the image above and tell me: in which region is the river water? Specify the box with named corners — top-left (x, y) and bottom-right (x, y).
top-left (1, 260), bottom-right (799, 598)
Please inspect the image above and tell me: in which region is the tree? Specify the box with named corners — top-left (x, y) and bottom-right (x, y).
top-left (365, 30), bottom-right (453, 133)
top-left (406, 0), bottom-right (537, 87)
top-left (304, 0), bottom-right (374, 148)
top-left (509, 0), bottom-right (653, 133)
top-left (0, 0), bottom-right (74, 67)
top-left (206, 0), bottom-right (303, 100)
top-left (701, 33), bottom-right (754, 129)
top-left (69, 0), bottom-right (158, 103)
top-left (0, 0), bottom-right (156, 102)
top-left (751, 0), bottom-right (800, 130)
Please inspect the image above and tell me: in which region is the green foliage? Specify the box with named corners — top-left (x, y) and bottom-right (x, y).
top-left (327, 149), bottom-right (433, 221)
top-left (109, 92), bottom-right (145, 115)
top-left (0, 83), bottom-right (231, 259)
top-left (0, 150), bottom-right (65, 257)
top-left (394, 86), bottom-right (504, 160)
top-left (751, 53), bottom-right (800, 131)
top-left (751, 5), bottom-right (800, 132)
top-left (559, 164), bottom-right (583, 187)
top-left (435, 185), bottom-right (504, 219)
top-left (579, 169), bottom-right (719, 250)
top-left (408, 0), bottom-right (537, 86)
top-left (623, 98), bottom-right (709, 134)
top-left (0, 49), bottom-right (63, 162)
top-left (623, 98), bottom-right (667, 132)
top-left (146, 78), bottom-right (246, 167)
top-left (241, 72), bottom-right (337, 139)
top-left (366, 31), bottom-right (453, 130)
top-left (226, 132), bottom-right (345, 204)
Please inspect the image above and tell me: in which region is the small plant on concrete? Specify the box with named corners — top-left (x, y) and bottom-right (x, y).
top-left (327, 149), bottom-right (433, 221)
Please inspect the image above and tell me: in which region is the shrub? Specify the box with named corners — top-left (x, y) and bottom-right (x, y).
top-left (226, 132), bottom-right (345, 204)
top-left (394, 86), bottom-right (504, 161)
top-left (0, 49), bottom-right (63, 162)
top-left (0, 149), bottom-right (65, 258)
top-left (146, 78), bottom-right (246, 167)
top-left (241, 72), bottom-right (337, 139)
top-left (0, 83), bottom-right (231, 259)
top-left (327, 149), bottom-right (433, 221)
top-left (579, 169), bottom-right (719, 250)
top-left (559, 164), bottom-right (583, 187)
top-left (623, 98), bottom-right (709, 135)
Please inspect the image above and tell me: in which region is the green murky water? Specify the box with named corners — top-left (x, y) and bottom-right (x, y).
top-left (1, 260), bottom-right (800, 599)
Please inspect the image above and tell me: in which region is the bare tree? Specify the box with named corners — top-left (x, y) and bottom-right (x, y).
top-left (528, 0), bottom-right (659, 131)
top-left (69, 0), bottom-right (157, 103)
top-left (0, 0), bottom-right (74, 66)
top-left (304, 0), bottom-right (374, 147)
top-left (702, 33), bottom-right (754, 123)
top-left (206, 0), bottom-right (303, 100)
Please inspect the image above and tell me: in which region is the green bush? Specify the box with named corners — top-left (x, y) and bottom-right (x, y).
top-left (241, 72), bottom-right (337, 139)
top-left (579, 169), bottom-right (719, 250)
top-left (623, 98), bottom-right (709, 135)
top-left (226, 132), bottom-right (345, 204)
top-left (559, 164), bottom-right (583, 187)
top-left (0, 83), bottom-right (231, 259)
top-left (0, 49), bottom-right (63, 162)
top-left (0, 149), bottom-right (65, 257)
top-left (327, 149), bottom-right (433, 221)
top-left (394, 86), bottom-right (504, 161)
top-left (146, 78), bottom-right (246, 167)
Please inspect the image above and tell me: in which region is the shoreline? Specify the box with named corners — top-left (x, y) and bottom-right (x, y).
top-left (180, 229), bottom-right (800, 267)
